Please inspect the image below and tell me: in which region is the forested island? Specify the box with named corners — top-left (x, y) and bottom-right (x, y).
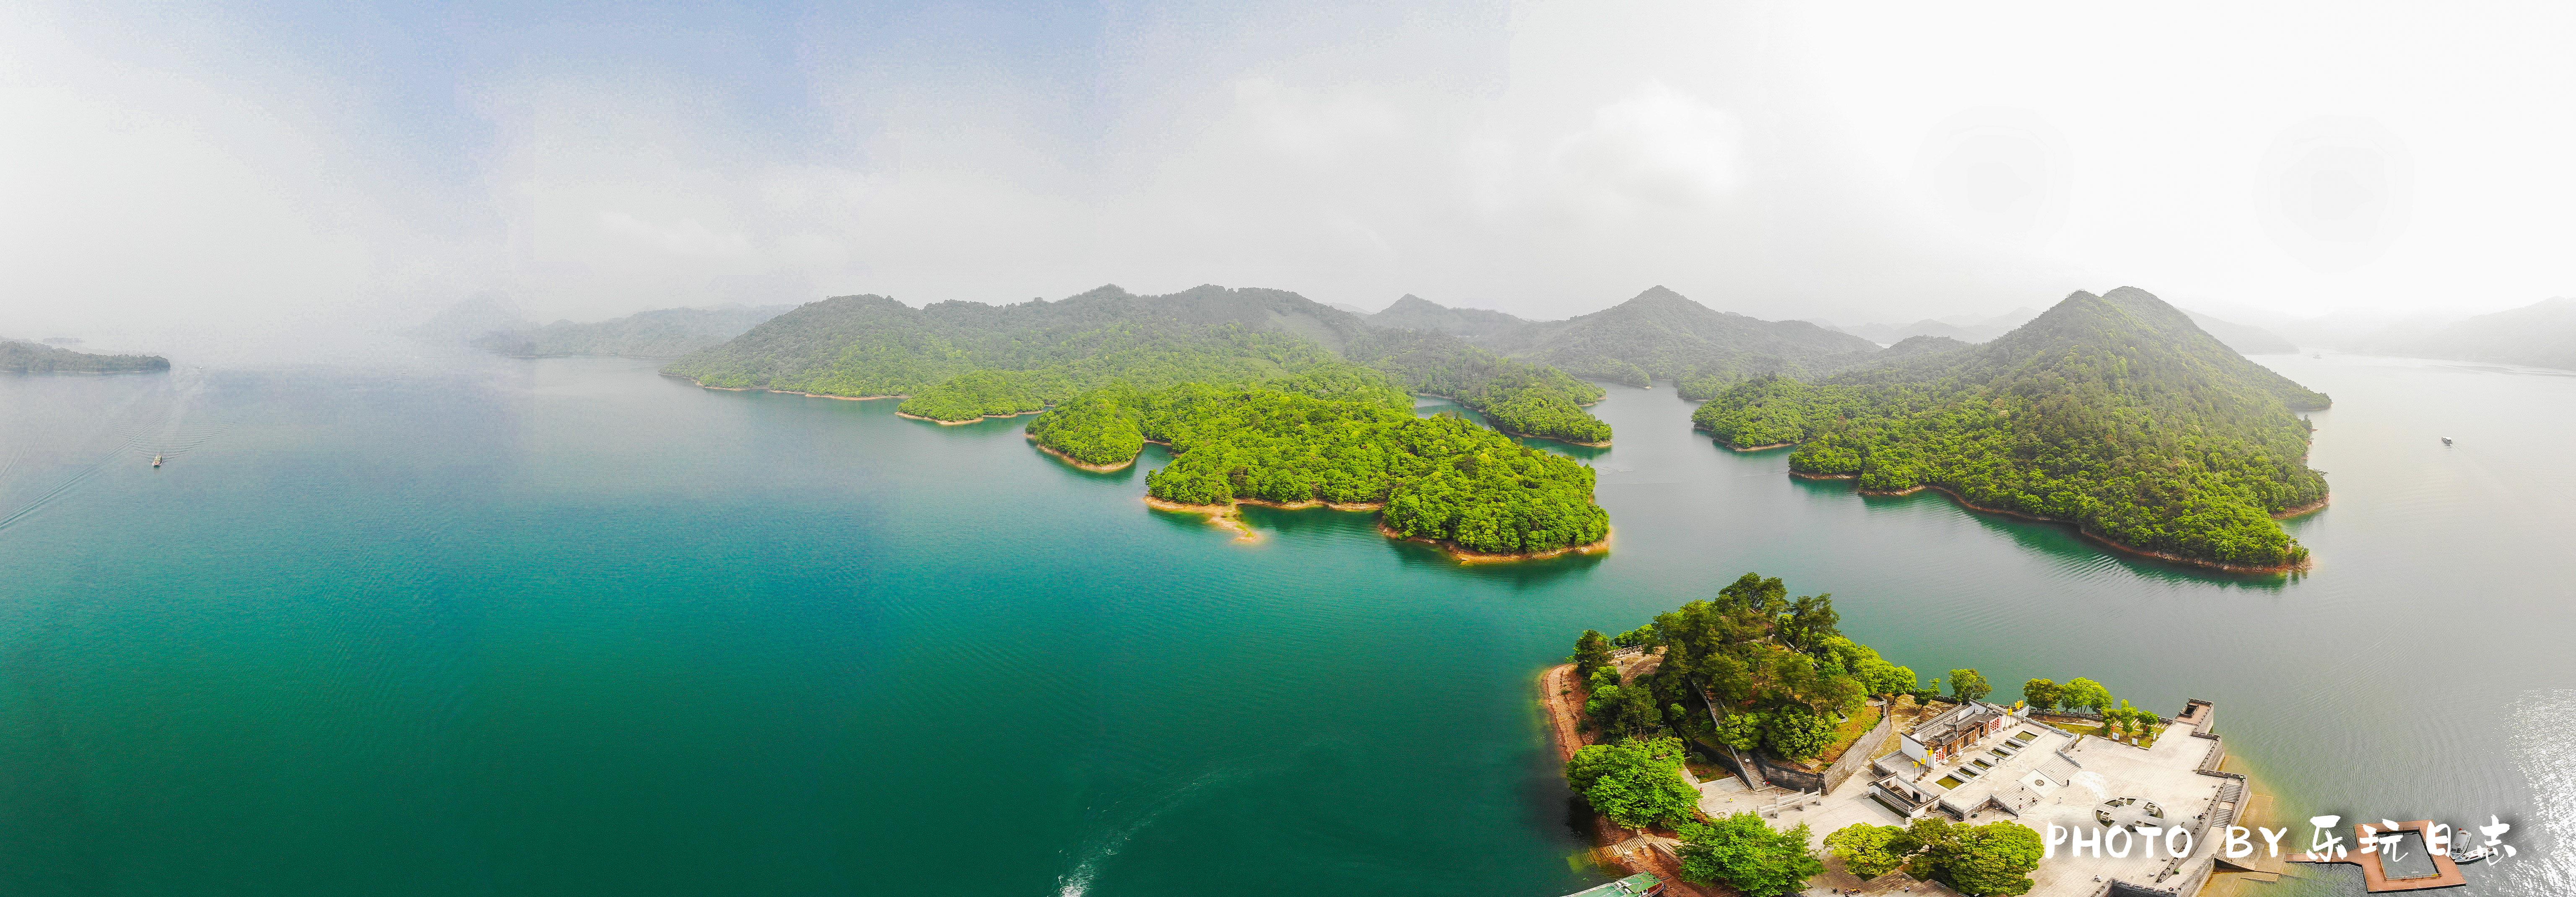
top-left (662, 284), bottom-right (1614, 444)
top-left (0, 340), bottom-right (170, 374)
top-left (470, 305), bottom-right (787, 358)
top-left (1690, 288), bottom-right (2331, 572)
top-left (1024, 382), bottom-right (1610, 558)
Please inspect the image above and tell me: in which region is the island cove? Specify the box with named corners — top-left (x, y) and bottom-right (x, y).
top-left (672, 372), bottom-right (1613, 560)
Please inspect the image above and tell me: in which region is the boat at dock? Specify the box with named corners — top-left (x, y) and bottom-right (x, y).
top-left (1561, 872), bottom-right (1665, 896)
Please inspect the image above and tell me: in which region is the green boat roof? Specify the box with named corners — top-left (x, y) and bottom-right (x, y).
top-left (1561, 872), bottom-right (1662, 897)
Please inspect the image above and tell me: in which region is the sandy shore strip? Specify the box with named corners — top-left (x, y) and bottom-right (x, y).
top-left (1381, 524), bottom-right (1613, 563)
top-left (1143, 496), bottom-right (1261, 541)
top-left (897, 408), bottom-right (1045, 425)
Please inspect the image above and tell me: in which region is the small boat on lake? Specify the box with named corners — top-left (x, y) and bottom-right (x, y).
top-left (152, 454), bottom-right (163, 468)
top-left (2442, 437), bottom-right (2453, 446)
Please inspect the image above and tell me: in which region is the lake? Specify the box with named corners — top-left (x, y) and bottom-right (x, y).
top-left (0, 353), bottom-right (2568, 896)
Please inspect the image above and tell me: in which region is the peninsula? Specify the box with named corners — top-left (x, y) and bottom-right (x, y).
top-left (0, 340), bottom-right (170, 374)
top-left (662, 284), bottom-right (1614, 445)
top-left (1689, 288), bottom-right (2330, 573)
top-left (1026, 382), bottom-right (1610, 559)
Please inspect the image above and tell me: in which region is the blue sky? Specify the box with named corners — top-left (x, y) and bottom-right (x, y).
top-left (6, 0), bottom-right (2574, 348)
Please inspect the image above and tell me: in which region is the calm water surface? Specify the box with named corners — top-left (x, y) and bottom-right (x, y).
top-left (0, 353), bottom-right (2569, 895)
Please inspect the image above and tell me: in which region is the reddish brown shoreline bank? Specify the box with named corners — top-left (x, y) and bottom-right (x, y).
top-left (1143, 496), bottom-right (1610, 562)
top-left (1538, 662), bottom-right (1714, 895)
top-left (1792, 471), bottom-right (2315, 575)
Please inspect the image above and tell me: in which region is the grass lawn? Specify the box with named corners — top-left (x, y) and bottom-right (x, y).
top-left (1807, 704), bottom-right (1885, 766)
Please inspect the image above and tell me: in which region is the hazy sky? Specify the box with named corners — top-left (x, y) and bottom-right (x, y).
top-left (6, 0), bottom-right (2573, 343)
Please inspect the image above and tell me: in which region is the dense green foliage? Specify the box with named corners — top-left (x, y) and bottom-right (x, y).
top-left (1563, 737), bottom-right (1703, 830)
top-left (2057, 677), bottom-right (2112, 714)
top-left (2020, 678), bottom-right (2059, 712)
top-left (472, 306), bottom-right (786, 358)
top-left (1909, 818), bottom-right (2044, 896)
top-left (1019, 391), bottom-right (1145, 465)
top-left (664, 285), bottom-right (1613, 439)
top-left (0, 340), bottom-right (169, 373)
top-left (1340, 327), bottom-right (1611, 443)
top-left (1690, 288), bottom-right (2331, 568)
top-left (1026, 383), bottom-right (1609, 555)
top-left (1562, 573), bottom-right (1915, 764)
top-left (1824, 823), bottom-right (1920, 879)
top-left (1948, 668), bottom-right (1991, 703)
top-left (898, 369), bottom-right (1049, 421)
top-left (1572, 630), bottom-right (1615, 684)
top-left (1678, 813), bottom-right (1823, 896)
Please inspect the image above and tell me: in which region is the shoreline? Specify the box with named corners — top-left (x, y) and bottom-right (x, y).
top-left (1794, 472), bottom-right (2313, 576)
top-left (668, 375), bottom-right (1051, 424)
top-left (2272, 493), bottom-right (2330, 519)
top-left (897, 408), bottom-right (1045, 425)
top-left (1027, 436), bottom-right (1135, 472)
top-left (1377, 522), bottom-right (1612, 563)
top-left (1144, 495), bottom-right (1610, 562)
top-left (1537, 662), bottom-right (1703, 892)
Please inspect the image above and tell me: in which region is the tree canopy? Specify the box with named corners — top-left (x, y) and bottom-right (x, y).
top-left (1688, 288), bottom-right (2331, 568)
top-left (1563, 736), bottom-right (1703, 831)
top-left (1678, 813), bottom-right (1823, 896)
top-left (1909, 818), bottom-right (2044, 896)
top-left (1825, 822), bottom-right (1921, 879)
top-left (1028, 383), bottom-right (1610, 556)
top-left (1563, 573), bottom-right (1910, 763)
top-left (1949, 668), bottom-right (1992, 703)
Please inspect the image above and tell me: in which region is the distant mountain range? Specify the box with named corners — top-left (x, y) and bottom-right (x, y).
top-left (665, 284), bottom-right (1615, 443)
top-left (1365, 287), bottom-right (1879, 388)
top-left (1829, 306), bottom-right (2298, 355)
top-left (0, 339), bottom-right (169, 374)
top-left (2347, 297), bottom-right (2576, 371)
top-left (473, 306), bottom-right (792, 358)
top-left (1833, 308), bottom-right (2039, 345)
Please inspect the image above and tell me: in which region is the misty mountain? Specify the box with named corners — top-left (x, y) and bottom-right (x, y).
top-left (1365, 295), bottom-right (1530, 338)
top-left (1835, 307), bottom-right (2040, 345)
top-left (1692, 286), bottom-right (2329, 570)
top-left (1, 339), bottom-right (170, 374)
top-left (2183, 310), bottom-right (2298, 355)
top-left (664, 284), bottom-right (1615, 443)
top-left (472, 306), bottom-right (792, 358)
top-left (411, 295), bottom-right (530, 345)
top-left (1462, 286), bottom-right (1880, 387)
top-left (2352, 297), bottom-right (2576, 371)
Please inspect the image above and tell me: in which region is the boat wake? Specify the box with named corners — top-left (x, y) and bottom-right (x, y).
top-left (1056, 766), bottom-right (1247, 897)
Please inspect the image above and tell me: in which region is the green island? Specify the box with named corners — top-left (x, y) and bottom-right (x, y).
top-left (663, 285), bottom-right (1614, 445)
top-left (1027, 382), bottom-right (1610, 558)
top-left (0, 340), bottom-right (170, 374)
top-left (1688, 288), bottom-right (2330, 572)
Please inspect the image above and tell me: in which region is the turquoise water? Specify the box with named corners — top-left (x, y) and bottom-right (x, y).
top-left (0, 354), bottom-right (2569, 895)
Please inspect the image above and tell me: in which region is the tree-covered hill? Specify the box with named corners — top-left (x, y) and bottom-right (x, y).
top-left (664, 284), bottom-right (1615, 443)
top-left (473, 306), bottom-right (789, 358)
top-left (1366, 294), bottom-right (1530, 337)
top-left (1026, 383), bottom-right (1610, 557)
top-left (1690, 287), bottom-right (2332, 570)
top-left (0, 340), bottom-right (170, 373)
top-left (1474, 286), bottom-right (1883, 388)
